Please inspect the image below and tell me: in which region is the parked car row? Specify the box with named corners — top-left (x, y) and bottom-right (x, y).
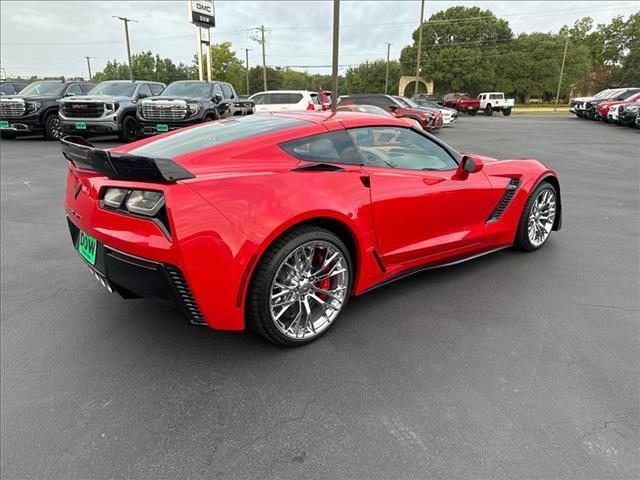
top-left (0, 79), bottom-right (255, 141)
top-left (413, 92), bottom-right (514, 116)
top-left (570, 87), bottom-right (640, 128)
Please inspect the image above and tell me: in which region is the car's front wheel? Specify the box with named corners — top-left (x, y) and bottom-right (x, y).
top-left (44, 113), bottom-right (62, 140)
top-left (514, 181), bottom-right (558, 251)
top-left (503, 108), bottom-right (512, 116)
top-left (118, 115), bottom-right (138, 143)
top-left (484, 105), bottom-right (493, 116)
top-left (248, 226), bottom-right (352, 346)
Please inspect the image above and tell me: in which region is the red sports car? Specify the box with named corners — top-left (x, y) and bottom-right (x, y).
top-left (62, 112), bottom-right (561, 346)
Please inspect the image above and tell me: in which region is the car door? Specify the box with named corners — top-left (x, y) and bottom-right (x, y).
top-left (137, 83), bottom-right (152, 101)
top-left (348, 125), bottom-right (496, 265)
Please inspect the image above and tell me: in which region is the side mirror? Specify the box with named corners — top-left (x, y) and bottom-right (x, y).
top-left (65, 92), bottom-right (76, 97)
top-left (455, 155), bottom-right (484, 179)
top-left (213, 94), bottom-right (223, 103)
top-left (388, 105), bottom-right (398, 111)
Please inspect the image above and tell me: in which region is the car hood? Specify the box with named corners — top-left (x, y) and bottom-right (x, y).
top-left (1, 94), bottom-right (60, 101)
top-left (61, 95), bottom-right (131, 103)
top-left (141, 96), bottom-right (210, 103)
top-left (402, 107), bottom-right (434, 116)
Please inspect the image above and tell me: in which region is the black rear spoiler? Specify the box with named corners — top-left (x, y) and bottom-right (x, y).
top-left (60, 136), bottom-right (195, 183)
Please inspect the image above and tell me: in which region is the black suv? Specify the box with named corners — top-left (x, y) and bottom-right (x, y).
top-left (0, 80), bottom-right (94, 139)
top-left (59, 80), bottom-right (165, 142)
top-left (136, 80), bottom-right (254, 137)
top-left (0, 81), bottom-right (29, 96)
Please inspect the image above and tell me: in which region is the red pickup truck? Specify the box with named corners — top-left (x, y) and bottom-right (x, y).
top-left (443, 93), bottom-right (480, 115)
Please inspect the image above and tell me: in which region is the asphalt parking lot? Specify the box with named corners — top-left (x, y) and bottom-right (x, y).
top-left (1, 116), bottom-right (638, 479)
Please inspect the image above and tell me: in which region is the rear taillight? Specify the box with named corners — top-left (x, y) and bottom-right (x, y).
top-left (307, 102), bottom-right (315, 111)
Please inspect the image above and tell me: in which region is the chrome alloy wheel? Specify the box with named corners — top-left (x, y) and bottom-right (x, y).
top-left (269, 240), bottom-right (349, 340)
top-left (49, 116), bottom-right (63, 139)
top-left (527, 189), bottom-right (556, 247)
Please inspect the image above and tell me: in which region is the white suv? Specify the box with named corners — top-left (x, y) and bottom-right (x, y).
top-left (249, 90), bottom-right (323, 113)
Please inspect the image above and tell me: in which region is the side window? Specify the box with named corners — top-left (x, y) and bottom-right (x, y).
top-left (0, 84), bottom-right (15, 95)
top-left (348, 126), bottom-right (458, 171)
top-left (251, 93), bottom-right (267, 105)
top-left (65, 84), bottom-right (83, 96)
top-left (221, 84), bottom-right (234, 99)
top-left (489, 93), bottom-right (500, 100)
top-left (280, 130), bottom-right (360, 165)
top-left (213, 83), bottom-right (224, 99)
top-left (150, 84), bottom-right (164, 95)
top-left (138, 84), bottom-right (152, 99)
top-left (310, 94), bottom-right (321, 105)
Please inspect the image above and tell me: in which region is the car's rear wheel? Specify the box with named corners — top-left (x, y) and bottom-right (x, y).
top-left (118, 115), bottom-right (138, 143)
top-left (468, 109), bottom-right (477, 116)
top-left (247, 226), bottom-right (352, 346)
top-left (1, 132), bottom-right (17, 139)
top-left (514, 181), bottom-right (558, 251)
top-left (44, 113), bottom-right (62, 140)
top-left (484, 105), bottom-right (493, 116)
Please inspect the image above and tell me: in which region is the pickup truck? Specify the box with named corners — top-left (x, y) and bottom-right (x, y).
top-left (0, 80), bottom-right (94, 139)
top-left (478, 92), bottom-right (515, 116)
top-left (442, 93), bottom-right (480, 115)
top-left (136, 80), bottom-right (254, 137)
top-left (59, 80), bottom-right (165, 142)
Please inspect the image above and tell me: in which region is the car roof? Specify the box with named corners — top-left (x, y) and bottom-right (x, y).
top-left (252, 90), bottom-right (316, 94)
top-left (265, 110), bottom-right (409, 127)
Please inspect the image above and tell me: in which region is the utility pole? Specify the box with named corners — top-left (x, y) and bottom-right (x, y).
top-left (113, 16), bottom-right (138, 81)
top-left (250, 26), bottom-right (268, 90)
top-left (245, 48), bottom-right (251, 95)
top-left (554, 36), bottom-right (569, 112)
top-left (260, 26), bottom-right (267, 90)
top-left (414, 0), bottom-right (425, 97)
top-left (83, 56), bottom-right (95, 82)
top-left (384, 42), bottom-right (391, 94)
top-left (331, 0), bottom-right (340, 112)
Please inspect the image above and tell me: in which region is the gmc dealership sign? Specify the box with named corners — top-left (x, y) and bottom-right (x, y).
top-left (188, 0), bottom-right (215, 28)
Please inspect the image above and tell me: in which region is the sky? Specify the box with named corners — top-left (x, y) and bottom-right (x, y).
top-left (1, 0), bottom-right (638, 79)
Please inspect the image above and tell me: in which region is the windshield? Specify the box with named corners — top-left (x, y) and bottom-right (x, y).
top-left (18, 81), bottom-right (65, 97)
top-left (398, 97), bottom-right (420, 108)
top-left (161, 82), bottom-right (212, 98)
top-left (89, 82), bottom-right (136, 97)
top-left (594, 89), bottom-right (614, 98)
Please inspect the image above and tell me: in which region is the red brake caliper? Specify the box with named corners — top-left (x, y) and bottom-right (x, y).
top-left (313, 249), bottom-right (331, 301)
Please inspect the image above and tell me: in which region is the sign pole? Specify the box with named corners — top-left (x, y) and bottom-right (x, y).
top-left (204, 28), bottom-right (212, 81)
top-left (188, 0), bottom-right (215, 82)
top-left (196, 26), bottom-right (203, 81)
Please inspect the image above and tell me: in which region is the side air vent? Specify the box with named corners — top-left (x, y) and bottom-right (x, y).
top-left (165, 265), bottom-right (207, 325)
top-left (487, 178), bottom-right (521, 223)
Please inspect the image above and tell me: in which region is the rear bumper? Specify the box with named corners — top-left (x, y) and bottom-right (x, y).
top-left (67, 218), bottom-right (206, 325)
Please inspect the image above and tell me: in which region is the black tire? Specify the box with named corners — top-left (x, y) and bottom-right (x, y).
top-left (468, 109), bottom-right (477, 116)
top-left (503, 108), bottom-right (512, 116)
top-left (484, 105), bottom-right (493, 116)
top-left (44, 112), bottom-right (63, 140)
top-left (0, 132), bottom-right (17, 139)
top-left (247, 225), bottom-right (353, 347)
top-left (203, 112), bottom-right (218, 123)
top-left (118, 115), bottom-right (138, 143)
top-left (513, 181), bottom-right (558, 252)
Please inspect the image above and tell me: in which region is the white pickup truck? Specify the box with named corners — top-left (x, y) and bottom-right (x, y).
top-left (478, 92), bottom-right (515, 116)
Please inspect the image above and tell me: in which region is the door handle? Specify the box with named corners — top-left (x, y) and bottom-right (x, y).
top-left (423, 176), bottom-right (445, 186)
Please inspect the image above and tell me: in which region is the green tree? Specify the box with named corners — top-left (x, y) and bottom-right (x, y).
top-left (93, 52), bottom-right (193, 84)
top-left (342, 60), bottom-right (402, 94)
top-left (399, 6), bottom-right (513, 94)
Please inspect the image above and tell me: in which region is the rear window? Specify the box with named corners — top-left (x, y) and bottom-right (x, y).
top-left (254, 93), bottom-right (303, 105)
top-left (130, 115), bottom-right (311, 158)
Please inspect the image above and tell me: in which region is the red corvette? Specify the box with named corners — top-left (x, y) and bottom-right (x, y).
top-left (62, 112), bottom-right (561, 346)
